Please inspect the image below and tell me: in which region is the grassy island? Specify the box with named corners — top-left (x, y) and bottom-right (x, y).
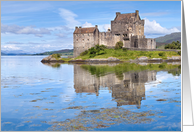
top-left (74, 44), bottom-right (180, 61)
top-left (45, 43), bottom-right (180, 62)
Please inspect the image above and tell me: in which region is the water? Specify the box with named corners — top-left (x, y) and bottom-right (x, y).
top-left (1, 56), bottom-right (181, 131)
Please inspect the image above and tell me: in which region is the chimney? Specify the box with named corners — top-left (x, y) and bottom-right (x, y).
top-left (75, 26), bottom-right (78, 29)
top-left (116, 12), bottom-right (121, 16)
top-left (135, 10), bottom-right (139, 20)
top-left (95, 25), bottom-right (98, 28)
top-left (79, 26), bottom-right (82, 28)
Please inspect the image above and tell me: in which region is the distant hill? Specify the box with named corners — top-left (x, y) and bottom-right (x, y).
top-left (34, 49), bottom-right (73, 56)
top-left (1, 49), bottom-right (73, 56)
top-left (155, 32), bottom-right (181, 43)
top-left (155, 32), bottom-right (181, 48)
top-left (1, 52), bottom-right (28, 56)
top-left (1, 52), bottom-right (6, 55)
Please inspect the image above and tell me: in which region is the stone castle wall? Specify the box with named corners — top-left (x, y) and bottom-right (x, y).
top-left (73, 28), bottom-right (99, 57)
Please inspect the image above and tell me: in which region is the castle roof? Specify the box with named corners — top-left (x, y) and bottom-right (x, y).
top-left (73, 27), bottom-right (96, 34)
top-left (114, 13), bottom-right (136, 21)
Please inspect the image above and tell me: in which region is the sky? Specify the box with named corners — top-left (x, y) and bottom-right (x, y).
top-left (1, 1), bottom-right (181, 54)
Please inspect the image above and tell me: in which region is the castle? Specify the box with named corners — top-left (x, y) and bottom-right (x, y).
top-left (73, 10), bottom-right (156, 57)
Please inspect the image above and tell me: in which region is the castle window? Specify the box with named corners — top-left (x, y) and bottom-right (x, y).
top-left (115, 34), bottom-right (120, 36)
top-left (88, 39), bottom-right (89, 41)
top-left (76, 39), bottom-right (78, 42)
top-left (127, 29), bottom-right (129, 31)
top-left (88, 34), bottom-right (89, 36)
top-left (123, 34), bottom-right (127, 37)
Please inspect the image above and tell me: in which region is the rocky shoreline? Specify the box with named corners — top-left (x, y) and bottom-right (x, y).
top-left (41, 55), bottom-right (181, 64)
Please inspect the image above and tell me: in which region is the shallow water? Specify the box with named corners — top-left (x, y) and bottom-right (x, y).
top-left (1, 56), bottom-right (181, 131)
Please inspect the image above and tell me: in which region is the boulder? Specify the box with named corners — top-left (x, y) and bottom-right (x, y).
top-left (167, 56), bottom-right (181, 61)
top-left (41, 55), bottom-right (63, 63)
top-left (148, 58), bottom-right (162, 62)
top-left (138, 56), bottom-right (148, 62)
top-left (107, 57), bottom-right (120, 61)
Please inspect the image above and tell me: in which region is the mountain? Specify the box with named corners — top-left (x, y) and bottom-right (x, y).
top-left (155, 32), bottom-right (181, 43)
top-left (155, 32), bottom-right (181, 48)
top-left (1, 52), bottom-right (6, 55)
top-left (1, 50), bottom-right (31, 56)
top-left (34, 49), bottom-right (73, 56)
top-left (1, 49), bottom-right (73, 56)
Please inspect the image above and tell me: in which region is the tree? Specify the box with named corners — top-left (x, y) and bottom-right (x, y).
top-left (165, 41), bottom-right (181, 49)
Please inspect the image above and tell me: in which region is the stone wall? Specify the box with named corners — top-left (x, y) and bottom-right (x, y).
top-left (73, 31), bottom-right (98, 57)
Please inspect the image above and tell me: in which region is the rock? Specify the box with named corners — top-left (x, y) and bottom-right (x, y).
top-left (129, 59), bottom-right (138, 63)
top-left (148, 58), bottom-right (162, 62)
top-left (138, 56), bottom-right (148, 62)
top-left (41, 55), bottom-right (63, 63)
top-left (167, 56), bottom-right (181, 61)
top-left (50, 57), bottom-right (57, 61)
top-left (107, 57), bottom-right (120, 61)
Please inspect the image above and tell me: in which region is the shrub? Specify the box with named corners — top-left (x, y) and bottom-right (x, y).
top-left (115, 41), bottom-right (123, 50)
top-left (80, 44), bottom-right (107, 58)
top-left (97, 50), bottom-right (106, 55)
top-left (80, 50), bottom-right (88, 56)
top-left (158, 52), bottom-right (166, 57)
top-left (52, 53), bottom-right (61, 58)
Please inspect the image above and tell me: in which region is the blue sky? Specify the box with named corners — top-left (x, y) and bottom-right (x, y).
top-left (1, 1), bottom-right (181, 54)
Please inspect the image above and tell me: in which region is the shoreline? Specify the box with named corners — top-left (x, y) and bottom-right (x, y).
top-left (41, 55), bottom-right (181, 64)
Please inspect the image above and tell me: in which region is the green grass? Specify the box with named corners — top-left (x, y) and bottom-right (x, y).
top-left (75, 49), bottom-right (180, 61)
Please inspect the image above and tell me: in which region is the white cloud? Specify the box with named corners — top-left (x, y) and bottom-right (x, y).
top-left (144, 18), bottom-right (180, 36)
top-left (82, 22), bottom-right (111, 32)
top-left (102, 24), bottom-right (111, 31)
top-left (1, 24), bottom-right (51, 37)
top-left (82, 22), bottom-right (93, 27)
top-left (1, 44), bottom-right (21, 51)
top-left (59, 8), bottom-right (81, 28)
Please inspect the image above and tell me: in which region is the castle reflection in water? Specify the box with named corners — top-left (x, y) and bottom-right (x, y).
top-left (74, 64), bottom-right (157, 108)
